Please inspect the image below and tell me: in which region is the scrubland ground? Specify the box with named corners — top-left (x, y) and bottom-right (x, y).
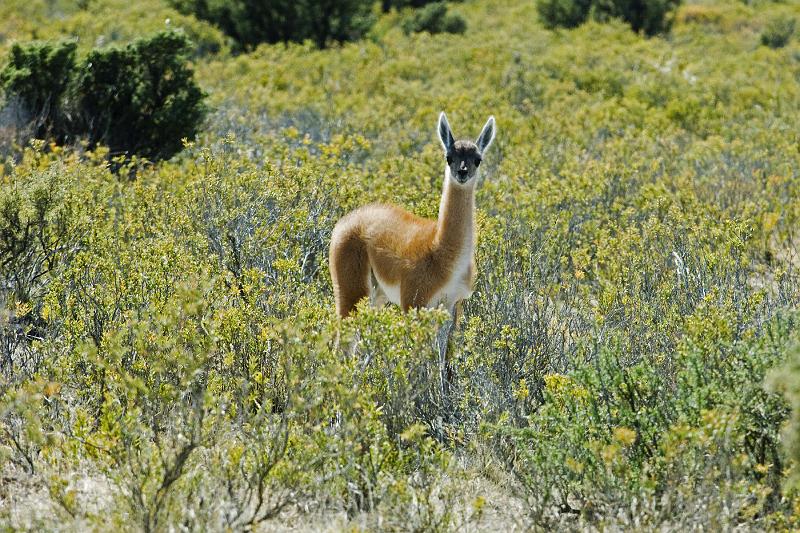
top-left (4, 0), bottom-right (800, 530)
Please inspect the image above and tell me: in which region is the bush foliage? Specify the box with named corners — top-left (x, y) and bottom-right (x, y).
top-left (0, 41), bottom-right (77, 140)
top-left (761, 16), bottom-right (796, 49)
top-left (401, 2), bottom-right (467, 35)
top-left (74, 31), bottom-right (207, 160)
top-left (536, 0), bottom-right (593, 30)
top-left (0, 31), bottom-right (206, 161)
top-left (538, 0), bottom-right (681, 34)
top-left (3, 0), bottom-right (800, 530)
top-left (382, 0), bottom-right (464, 11)
top-left (171, 0), bottom-right (376, 49)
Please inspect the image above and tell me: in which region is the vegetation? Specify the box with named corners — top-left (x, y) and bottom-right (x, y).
top-left (382, 0), bottom-right (463, 11)
top-left (0, 0), bottom-right (227, 57)
top-left (401, 2), bottom-right (467, 35)
top-left (537, 0), bottom-right (681, 34)
top-left (1, 31), bottom-right (206, 161)
top-left (171, 0), bottom-right (377, 49)
top-left (536, 0), bottom-right (593, 30)
top-left (0, 41), bottom-right (77, 140)
top-left (761, 16), bottom-right (796, 49)
top-left (74, 31), bottom-right (207, 160)
top-left (3, 0), bottom-right (800, 530)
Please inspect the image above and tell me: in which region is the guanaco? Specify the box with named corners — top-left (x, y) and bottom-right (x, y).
top-left (329, 112), bottom-right (496, 319)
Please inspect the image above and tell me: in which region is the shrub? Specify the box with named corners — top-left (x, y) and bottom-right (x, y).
top-left (767, 341), bottom-right (800, 494)
top-left (673, 4), bottom-right (723, 26)
top-left (0, 31), bottom-right (206, 161)
top-left (0, 41), bottom-right (77, 140)
top-left (382, 0), bottom-right (463, 11)
top-left (171, 0), bottom-right (376, 49)
top-left (441, 10), bottom-right (468, 34)
top-left (537, 0), bottom-right (592, 29)
top-left (537, 0), bottom-right (681, 35)
top-left (594, 0), bottom-right (681, 35)
top-left (74, 31), bottom-right (207, 160)
top-left (495, 312), bottom-right (793, 527)
top-left (0, 154), bottom-right (94, 378)
top-left (401, 2), bottom-right (467, 35)
top-left (760, 17), bottom-right (795, 49)
top-left (0, 0), bottom-right (227, 58)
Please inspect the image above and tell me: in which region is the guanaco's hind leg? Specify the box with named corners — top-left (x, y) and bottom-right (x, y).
top-left (330, 226), bottom-right (370, 318)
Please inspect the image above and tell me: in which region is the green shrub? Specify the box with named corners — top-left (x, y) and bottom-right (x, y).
top-left (760, 17), bottom-right (795, 49)
top-left (768, 341), bottom-right (800, 494)
top-left (538, 0), bottom-right (680, 35)
top-left (537, 0), bottom-right (592, 29)
top-left (0, 31), bottom-right (206, 161)
top-left (494, 311), bottom-right (793, 527)
top-left (74, 31), bottom-right (207, 160)
top-left (382, 0), bottom-right (463, 11)
top-left (0, 41), bottom-right (77, 140)
top-left (401, 2), bottom-right (467, 35)
top-left (0, 154), bottom-right (97, 378)
top-left (171, 0), bottom-right (376, 49)
top-left (594, 0), bottom-right (681, 35)
top-left (0, 0), bottom-right (228, 57)
top-left (441, 10), bottom-right (468, 34)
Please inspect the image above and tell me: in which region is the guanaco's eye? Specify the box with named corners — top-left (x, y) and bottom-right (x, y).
top-left (475, 158), bottom-right (482, 167)
top-left (446, 155), bottom-right (453, 165)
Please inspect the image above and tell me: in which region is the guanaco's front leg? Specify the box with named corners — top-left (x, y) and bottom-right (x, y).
top-left (437, 300), bottom-right (462, 399)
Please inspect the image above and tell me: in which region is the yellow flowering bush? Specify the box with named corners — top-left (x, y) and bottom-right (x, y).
top-left (3, 0), bottom-right (800, 529)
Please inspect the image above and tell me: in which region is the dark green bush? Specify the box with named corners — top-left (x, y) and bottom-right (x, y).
top-left (171, 0), bottom-right (375, 49)
top-left (0, 31), bottom-right (206, 161)
top-left (538, 0), bottom-right (681, 35)
top-left (74, 31), bottom-right (206, 160)
top-left (594, 0), bottom-right (681, 35)
top-left (0, 41), bottom-right (77, 140)
top-left (381, 0), bottom-right (463, 11)
top-left (401, 2), bottom-right (467, 35)
top-left (537, 0), bottom-right (592, 29)
top-left (441, 10), bottom-right (468, 34)
top-left (760, 17), bottom-right (795, 49)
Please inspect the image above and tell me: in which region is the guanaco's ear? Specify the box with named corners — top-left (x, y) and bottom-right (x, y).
top-left (438, 112), bottom-right (455, 153)
top-left (476, 116), bottom-right (496, 154)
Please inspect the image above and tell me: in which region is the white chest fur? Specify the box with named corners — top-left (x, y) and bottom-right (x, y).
top-left (429, 241), bottom-right (474, 312)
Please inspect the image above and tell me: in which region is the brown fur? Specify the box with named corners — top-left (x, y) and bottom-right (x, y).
top-left (329, 113), bottom-right (494, 319)
top-left (330, 173), bottom-right (476, 318)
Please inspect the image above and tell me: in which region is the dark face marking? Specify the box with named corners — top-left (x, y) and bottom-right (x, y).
top-left (446, 140), bottom-right (482, 184)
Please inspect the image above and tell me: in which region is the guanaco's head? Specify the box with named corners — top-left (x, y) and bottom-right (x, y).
top-left (437, 112), bottom-right (496, 186)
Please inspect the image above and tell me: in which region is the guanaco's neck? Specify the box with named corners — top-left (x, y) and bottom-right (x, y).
top-left (434, 168), bottom-right (476, 256)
